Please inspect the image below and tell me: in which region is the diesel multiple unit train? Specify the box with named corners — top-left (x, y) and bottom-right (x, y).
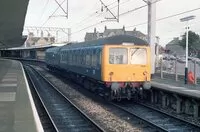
top-left (45, 35), bottom-right (151, 100)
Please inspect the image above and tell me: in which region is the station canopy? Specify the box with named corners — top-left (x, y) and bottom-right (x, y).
top-left (0, 0), bottom-right (29, 48)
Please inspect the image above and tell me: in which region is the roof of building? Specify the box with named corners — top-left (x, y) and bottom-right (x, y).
top-left (165, 38), bottom-right (185, 55)
top-left (85, 33), bottom-right (97, 40)
top-left (1, 43), bottom-right (66, 50)
top-left (84, 27), bottom-right (148, 42)
top-left (103, 29), bottom-right (125, 37)
top-left (0, 0), bottom-right (29, 48)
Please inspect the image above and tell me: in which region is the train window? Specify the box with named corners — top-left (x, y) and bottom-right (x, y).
top-left (99, 51), bottom-right (102, 65)
top-left (86, 55), bottom-right (90, 66)
top-left (64, 51), bottom-right (67, 64)
top-left (92, 54), bottom-right (97, 67)
top-left (73, 52), bottom-right (76, 65)
top-left (82, 50), bottom-right (86, 65)
top-left (91, 50), bottom-right (97, 67)
top-left (109, 48), bottom-right (128, 64)
top-left (76, 51), bottom-right (79, 66)
top-left (66, 51), bottom-right (68, 64)
top-left (80, 50), bottom-right (84, 66)
top-left (77, 50), bottom-right (80, 66)
top-left (69, 53), bottom-right (72, 65)
top-left (130, 48), bottom-right (147, 65)
top-left (74, 50), bottom-right (77, 66)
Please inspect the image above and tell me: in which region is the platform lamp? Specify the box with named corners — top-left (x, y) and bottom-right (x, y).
top-left (180, 15), bottom-right (196, 84)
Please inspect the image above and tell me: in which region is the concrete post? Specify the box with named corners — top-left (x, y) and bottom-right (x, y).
top-left (185, 100), bottom-right (190, 114)
top-left (161, 92), bottom-right (166, 108)
top-left (174, 94), bottom-right (182, 114)
top-left (154, 92), bottom-right (158, 103)
top-left (162, 95), bottom-right (167, 108)
top-left (193, 104), bottom-right (199, 118)
top-left (68, 28), bottom-right (71, 42)
top-left (176, 98), bottom-right (182, 114)
top-left (192, 99), bottom-right (199, 118)
top-left (151, 90), bottom-right (154, 103)
top-left (166, 97), bottom-right (170, 106)
top-left (160, 58), bottom-right (163, 79)
top-left (194, 60), bottom-right (197, 84)
top-left (147, 0), bottom-right (156, 75)
top-left (175, 58), bottom-right (178, 81)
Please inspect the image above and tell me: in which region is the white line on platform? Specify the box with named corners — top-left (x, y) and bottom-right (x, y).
top-left (20, 62), bottom-right (44, 132)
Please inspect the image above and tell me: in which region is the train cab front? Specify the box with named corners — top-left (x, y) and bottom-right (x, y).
top-left (102, 44), bottom-right (151, 100)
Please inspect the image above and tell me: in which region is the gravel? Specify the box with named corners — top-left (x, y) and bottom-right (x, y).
top-left (34, 66), bottom-right (143, 132)
top-left (138, 100), bottom-right (200, 127)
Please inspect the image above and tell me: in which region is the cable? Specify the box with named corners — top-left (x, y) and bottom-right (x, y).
top-left (119, 0), bottom-right (161, 17)
top-left (0, 41), bottom-right (7, 48)
top-left (98, 0), bottom-right (119, 20)
top-left (70, 0), bottom-right (123, 28)
top-left (71, 0), bottom-right (155, 31)
top-left (41, 0), bottom-right (66, 27)
top-left (54, 0), bottom-right (68, 15)
top-left (70, 0), bottom-right (158, 35)
top-left (126, 7), bottom-right (200, 28)
top-left (70, 12), bottom-right (98, 28)
top-left (71, 21), bottom-right (105, 35)
top-left (157, 7), bottom-right (200, 21)
top-left (40, 0), bottom-right (50, 19)
top-left (70, 0), bottom-right (132, 31)
top-left (96, 0), bottom-right (131, 17)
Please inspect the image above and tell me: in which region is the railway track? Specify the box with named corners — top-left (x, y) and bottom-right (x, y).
top-left (23, 61), bottom-right (200, 131)
top-left (111, 102), bottom-right (200, 132)
top-left (25, 68), bottom-right (56, 132)
top-left (24, 65), bottom-right (105, 132)
top-left (31, 65), bottom-right (196, 132)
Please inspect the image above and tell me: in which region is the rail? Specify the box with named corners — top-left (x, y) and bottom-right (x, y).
top-left (25, 65), bottom-right (105, 132)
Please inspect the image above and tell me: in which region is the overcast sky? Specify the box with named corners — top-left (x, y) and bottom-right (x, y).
top-left (23, 0), bottom-right (200, 46)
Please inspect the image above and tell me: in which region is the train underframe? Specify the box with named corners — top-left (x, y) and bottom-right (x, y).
top-left (103, 82), bottom-right (150, 101)
top-left (47, 65), bottom-right (151, 101)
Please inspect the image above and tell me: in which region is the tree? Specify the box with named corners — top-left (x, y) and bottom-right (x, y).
top-left (179, 31), bottom-right (200, 55)
top-left (179, 31), bottom-right (200, 56)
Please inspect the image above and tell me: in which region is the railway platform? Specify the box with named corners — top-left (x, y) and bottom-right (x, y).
top-left (151, 76), bottom-right (200, 118)
top-left (151, 77), bottom-right (200, 99)
top-left (0, 59), bottom-right (43, 132)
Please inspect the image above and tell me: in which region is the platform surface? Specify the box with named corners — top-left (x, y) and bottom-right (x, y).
top-left (151, 77), bottom-right (200, 99)
top-left (0, 59), bottom-right (43, 132)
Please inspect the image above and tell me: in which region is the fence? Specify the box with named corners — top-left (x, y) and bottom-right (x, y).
top-left (155, 57), bottom-right (200, 85)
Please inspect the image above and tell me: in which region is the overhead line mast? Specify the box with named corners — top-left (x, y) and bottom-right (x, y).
top-left (143, 0), bottom-right (156, 75)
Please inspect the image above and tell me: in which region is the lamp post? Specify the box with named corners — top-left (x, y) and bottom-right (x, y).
top-left (180, 15), bottom-right (195, 84)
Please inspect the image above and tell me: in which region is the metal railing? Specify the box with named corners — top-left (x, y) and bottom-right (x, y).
top-left (155, 57), bottom-right (200, 85)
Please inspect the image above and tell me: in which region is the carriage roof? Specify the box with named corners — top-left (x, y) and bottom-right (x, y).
top-left (62, 35), bottom-right (148, 49)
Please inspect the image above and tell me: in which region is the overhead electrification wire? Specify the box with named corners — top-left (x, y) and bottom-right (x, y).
top-left (0, 41), bottom-right (7, 48)
top-left (126, 7), bottom-right (200, 28)
top-left (119, 0), bottom-right (161, 17)
top-left (70, 0), bottom-right (124, 28)
top-left (54, 0), bottom-right (68, 15)
top-left (70, 0), bottom-right (158, 35)
top-left (40, 0), bottom-right (50, 19)
top-left (96, 0), bottom-right (131, 17)
top-left (70, 0), bottom-right (132, 32)
top-left (72, 0), bottom-right (159, 32)
top-left (71, 21), bottom-right (105, 35)
top-left (41, 0), bottom-right (66, 27)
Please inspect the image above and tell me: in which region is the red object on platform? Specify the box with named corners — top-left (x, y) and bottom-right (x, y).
top-left (188, 71), bottom-right (195, 84)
